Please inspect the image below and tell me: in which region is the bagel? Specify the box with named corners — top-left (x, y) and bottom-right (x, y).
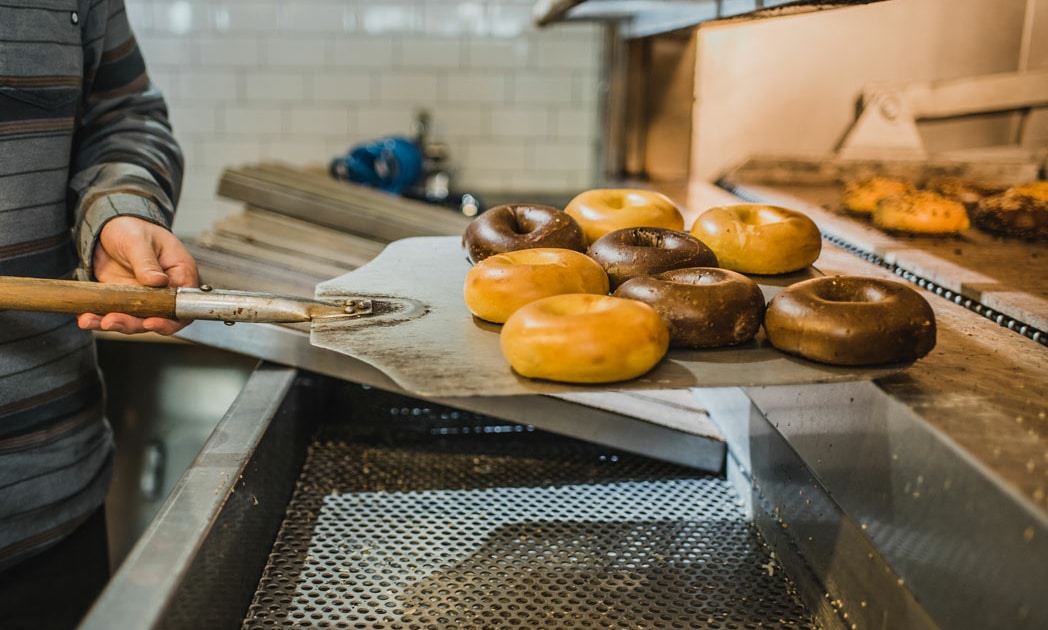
top-left (764, 275), bottom-right (936, 366)
top-left (872, 190), bottom-right (970, 235)
top-left (499, 293), bottom-right (669, 384)
top-left (587, 227), bottom-right (718, 289)
top-left (689, 204), bottom-right (821, 275)
top-left (972, 182), bottom-right (1048, 239)
top-left (463, 248), bottom-right (609, 323)
top-left (462, 203), bottom-right (585, 263)
top-left (565, 188), bottom-right (684, 245)
top-left (614, 267), bottom-right (765, 348)
top-left (842, 176), bottom-right (913, 214)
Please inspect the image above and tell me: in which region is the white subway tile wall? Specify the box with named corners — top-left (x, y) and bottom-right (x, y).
top-left (125, 0), bottom-right (604, 236)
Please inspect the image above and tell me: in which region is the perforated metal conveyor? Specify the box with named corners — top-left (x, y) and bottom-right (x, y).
top-left (242, 386), bottom-right (813, 630)
top-left (81, 368), bottom-right (816, 630)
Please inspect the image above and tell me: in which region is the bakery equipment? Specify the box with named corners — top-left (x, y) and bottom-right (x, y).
top-left (0, 276), bottom-right (373, 325)
top-left (718, 178), bottom-right (1048, 346)
top-left (308, 236), bottom-right (909, 396)
top-left (81, 369), bottom-right (817, 629)
top-left (836, 70), bottom-right (1048, 160)
top-left (715, 69), bottom-right (1048, 345)
top-left (329, 112), bottom-right (484, 217)
top-left (80, 287), bottom-right (1048, 629)
top-left (0, 238), bottom-right (909, 398)
top-left (76, 209), bottom-right (1047, 630)
top-left (329, 136), bottom-right (424, 195)
top-left (532, 0), bottom-right (892, 39)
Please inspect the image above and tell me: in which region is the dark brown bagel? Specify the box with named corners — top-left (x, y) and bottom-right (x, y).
top-left (972, 190), bottom-right (1048, 239)
top-left (764, 276), bottom-right (936, 366)
top-left (462, 203), bottom-right (585, 263)
top-left (587, 227), bottom-right (718, 289)
top-left (614, 267), bottom-right (764, 348)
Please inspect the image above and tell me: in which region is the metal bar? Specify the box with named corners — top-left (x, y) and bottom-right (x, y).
top-left (903, 70), bottom-right (1048, 120)
top-left (532, 0), bottom-right (587, 25)
top-left (174, 287), bottom-right (370, 323)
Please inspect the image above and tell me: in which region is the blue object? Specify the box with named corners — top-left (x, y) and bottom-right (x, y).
top-left (330, 136), bottom-right (425, 194)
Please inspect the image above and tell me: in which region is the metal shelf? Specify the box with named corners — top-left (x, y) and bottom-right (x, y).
top-left (533, 0), bottom-right (890, 38)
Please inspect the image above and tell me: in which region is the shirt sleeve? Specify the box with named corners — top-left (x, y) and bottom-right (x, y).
top-left (68, 0), bottom-right (184, 280)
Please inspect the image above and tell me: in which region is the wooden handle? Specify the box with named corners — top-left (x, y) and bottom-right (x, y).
top-left (0, 276), bottom-right (178, 319)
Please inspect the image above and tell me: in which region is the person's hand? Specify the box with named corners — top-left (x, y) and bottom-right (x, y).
top-left (77, 215), bottom-right (200, 336)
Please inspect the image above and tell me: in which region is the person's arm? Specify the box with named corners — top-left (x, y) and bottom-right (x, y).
top-left (69, 1), bottom-right (198, 335)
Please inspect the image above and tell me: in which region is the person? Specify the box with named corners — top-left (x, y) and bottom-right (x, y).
top-left (0, 2), bottom-right (198, 627)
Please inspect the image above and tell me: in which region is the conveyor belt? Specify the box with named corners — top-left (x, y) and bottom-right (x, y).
top-left (241, 401), bottom-right (815, 629)
top-left (817, 231), bottom-right (1046, 345)
top-left (720, 179), bottom-right (1048, 347)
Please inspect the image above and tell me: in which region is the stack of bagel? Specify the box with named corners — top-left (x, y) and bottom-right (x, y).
top-left (842, 176), bottom-right (1048, 239)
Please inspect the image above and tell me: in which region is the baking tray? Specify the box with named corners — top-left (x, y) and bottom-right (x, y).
top-left (311, 236), bottom-right (908, 397)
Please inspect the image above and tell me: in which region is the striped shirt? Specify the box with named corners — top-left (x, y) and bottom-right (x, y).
top-left (0, 0), bottom-right (183, 570)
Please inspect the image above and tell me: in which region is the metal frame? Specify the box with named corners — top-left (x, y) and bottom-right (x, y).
top-left (694, 383), bottom-right (1048, 630)
top-left (837, 70), bottom-right (1048, 159)
top-left (533, 1), bottom-right (892, 39)
top-left (81, 364), bottom-right (311, 629)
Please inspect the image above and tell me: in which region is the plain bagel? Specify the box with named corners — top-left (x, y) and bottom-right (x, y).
top-left (841, 176), bottom-right (913, 214)
top-left (873, 190), bottom-right (970, 235)
top-left (565, 188), bottom-right (684, 245)
top-left (689, 204), bottom-right (822, 275)
top-left (499, 293), bottom-right (669, 384)
top-left (463, 248), bottom-right (609, 323)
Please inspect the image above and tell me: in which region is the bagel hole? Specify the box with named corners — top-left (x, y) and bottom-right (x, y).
top-left (662, 268), bottom-right (725, 286)
top-left (511, 216), bottom-right (534, 234)
top-left (632, 228), bottom-right (665, 248)
top-left (668, 274), bottom-right (718, 287)
top-left (858, 286), bottom-right (890, 302)
top-left (754, 207), bottom-right (787, 225)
